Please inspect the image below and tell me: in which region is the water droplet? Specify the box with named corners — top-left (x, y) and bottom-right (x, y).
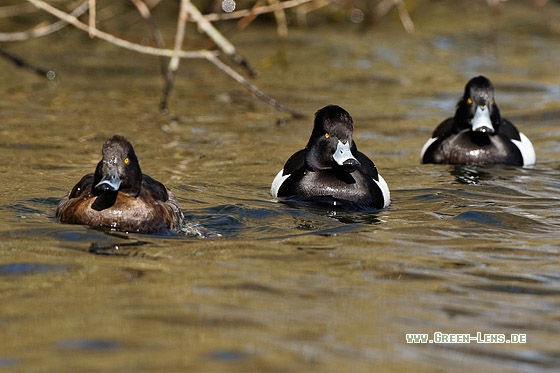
top-left (222, 0), bottom-right (236, 13)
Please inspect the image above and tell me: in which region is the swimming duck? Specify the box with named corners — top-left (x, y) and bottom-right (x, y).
top-left (271, 105), bottom-right (390, 209)
top-left (421, 75), bottom-right (535, 166)
top-left (56, 135), bottom-right (183, 233)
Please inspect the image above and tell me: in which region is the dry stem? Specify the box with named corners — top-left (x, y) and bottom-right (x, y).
top-left (11, 0), bottom-right (418, 117)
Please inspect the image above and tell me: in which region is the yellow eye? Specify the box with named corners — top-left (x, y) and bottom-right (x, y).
top-left (123, 157), bottom-right (129, 165)
top-left (467, 98), bottom-right (473, 104)
top-left (325, 133), bottom-right (330, 139)
top-left (491, 99), bottom-right (495, 104)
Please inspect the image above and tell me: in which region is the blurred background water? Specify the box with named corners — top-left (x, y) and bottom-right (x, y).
top-left (1, 1), bottom-right (560, 371)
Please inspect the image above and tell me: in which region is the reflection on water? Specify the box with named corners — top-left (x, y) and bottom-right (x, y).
top-left (278, 199), bottom-right (383, 224)
top-left (1, 1), bottom-right (560, 371)
top-left (0, 262), bottom-right (69, 276)
top-left (451, 164), bottom-right (494, 185)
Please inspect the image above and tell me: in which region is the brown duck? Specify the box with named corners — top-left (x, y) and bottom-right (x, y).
top-left (56, 135), bottom-right (183, 233)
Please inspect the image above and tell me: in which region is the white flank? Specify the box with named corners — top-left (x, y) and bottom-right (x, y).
top-left (377, 174), bottom-right (391, 208)
top-left (270, 169), bottom-right (289, 197)
top-left (512, 132), bottom-right (536, 166)
top-left (420, 137), bottom-right (438, 161)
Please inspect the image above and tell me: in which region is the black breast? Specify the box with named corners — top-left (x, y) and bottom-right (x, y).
top-left (423, 131), bottom-right (523, 166)
top-left (278, 169), bottom-right (384, 208)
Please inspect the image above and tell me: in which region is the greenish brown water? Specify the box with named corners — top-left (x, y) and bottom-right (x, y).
top-left (1, 2), bottom-right (560, 371)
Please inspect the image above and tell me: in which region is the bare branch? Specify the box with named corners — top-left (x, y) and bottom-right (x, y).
top-left (129, 0), bottom-right (167, 75)
top-left (25, 0), bottom-right (217, 59)
top-left (183, 0), bottom-right (256, 76)
top-left (395, 0), bottom-right (415, 33)
top-left (269, 0), bottom-right (289, 39)
top-left (0, 47), bottom-right (56, 79)
top-left (160, 0), bottom-right (190, 115)
top-left (374, 0), bottom-right (415, 33)
top-left (205, 54), bottom-right (303, 118)
top-left (203, 0), bottom-right (321, 22)
top-left (20, 0), bottom-right (312, 116)
top-left (295, 0), bottom-right (331, 26)
top-left (0, 0), bottom-right (89, 42)
top-left (88, 0), bottom-right (96, 38)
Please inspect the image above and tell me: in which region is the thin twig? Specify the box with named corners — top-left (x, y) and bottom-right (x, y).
top-left (205, 54), bottom-right (303, 118)
top-left (160, 0), bottom-right (189, 115)
top-left (88, 0), bottom-right (96, 38)
top-left (204, 0), bottom-right (318, 21)
top-left (235, 0), bottom-right (263, 31)
top-left (24, 0), bottom-right (303, 116)
top-left (26, 0), bottom-right (216, 59)
top-left (374, 0), bottom-right (415, 33)
top-left (295, 0), bottom-right (331, 26)
top-left (183, 0), bottom-right (256, 77)
top-left (129, 0), bottom-right (167, 75)
top-left (0, 47), bottom-right (56, 79)
top-left (0, 0), bottom-right (89, 42)
top-left (395, 0), bottom-right (414, 33)
top-left (269, 0), bottom-right (288, 39)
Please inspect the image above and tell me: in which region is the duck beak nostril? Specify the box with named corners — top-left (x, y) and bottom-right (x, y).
top-left (333, 140), bottom-right (359, 168)
top-left (343, 158), bottom-right (360, 167)
top-left (471, 105), bottom-right (495, 134)
top-left (95, 168), bottom-right (121, 192)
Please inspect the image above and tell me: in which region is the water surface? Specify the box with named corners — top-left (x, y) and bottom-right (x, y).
top-left (1, 2), bottom-right (560, 371)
